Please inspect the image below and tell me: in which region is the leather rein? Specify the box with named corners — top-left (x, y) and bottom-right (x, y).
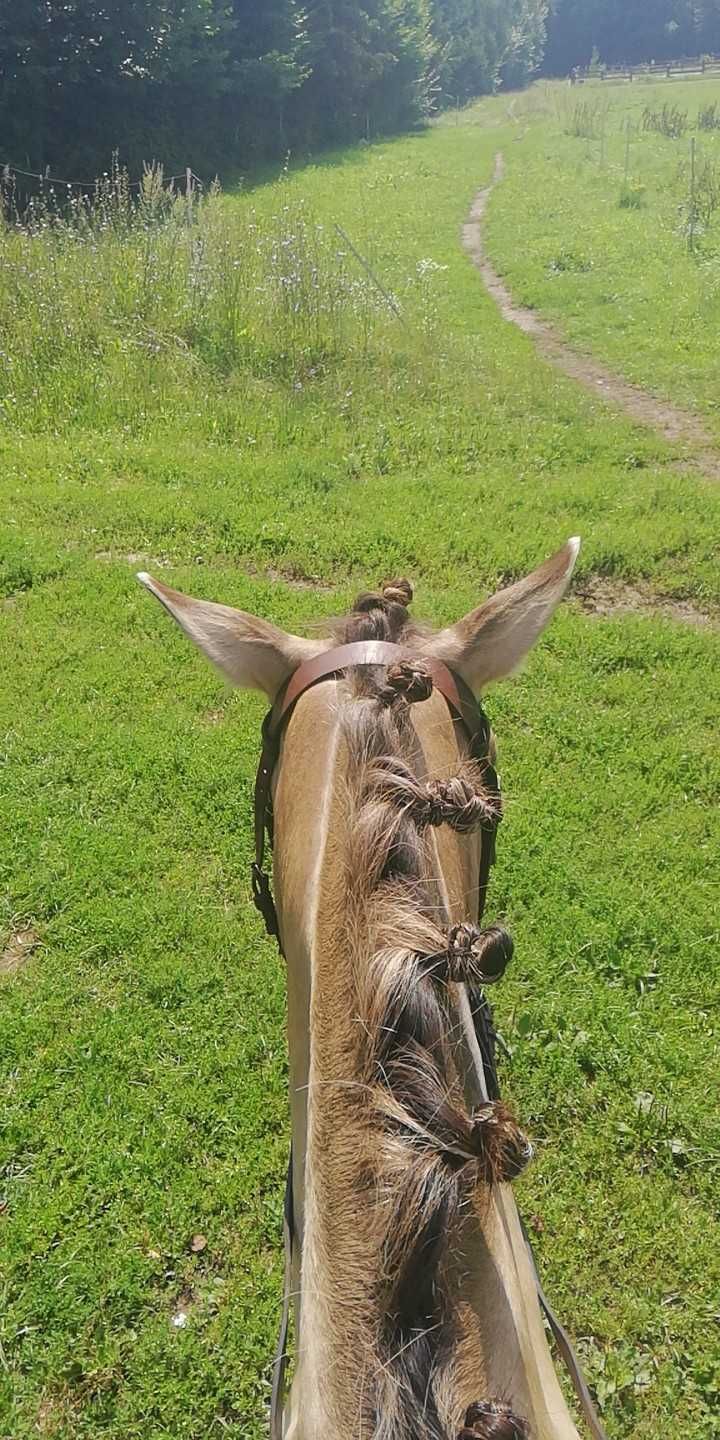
top-left (251, 639), bottom-right (607, 1440)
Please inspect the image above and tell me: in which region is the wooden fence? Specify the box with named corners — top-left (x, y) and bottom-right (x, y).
top-left (573, 55), bottom-right (720, 84)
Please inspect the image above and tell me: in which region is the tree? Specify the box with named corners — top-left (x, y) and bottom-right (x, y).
top-left (543, 0), bottom-right (705, 74)
top-left (225, 0), bottom-right (309, 160)
top-left (294, 0), bottom-right (433, 145)
top-left (431, 1), bottom-right (508, 103)
top-left (0, 1), bottom-right (232, 175)
top-left (500, 0), bottom-right (549, 88)
top-left (1, 0), bottom-right (539, 183)
top-left (431, 0), bottom-right (546, 104)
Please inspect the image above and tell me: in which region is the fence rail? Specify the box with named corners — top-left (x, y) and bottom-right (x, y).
top-left (574, 55), bottom-right (720, 84)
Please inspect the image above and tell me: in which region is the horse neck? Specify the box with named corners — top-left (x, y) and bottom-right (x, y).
top-left (271, 682), bottom-right (580, 1440)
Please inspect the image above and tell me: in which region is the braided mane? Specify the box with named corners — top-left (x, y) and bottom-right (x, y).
top-left (334, 581), bottom-right (531, 1440)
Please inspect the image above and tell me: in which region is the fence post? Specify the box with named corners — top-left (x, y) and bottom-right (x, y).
top-left (689, 136), bottom-right (697, 253)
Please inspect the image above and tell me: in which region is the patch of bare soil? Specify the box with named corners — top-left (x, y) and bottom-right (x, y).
top-left (199, 708), bottom-right (228, 726)
top-left (244, 563), bottom-right (335, 593)
top-left (463, 154), bottom-right (720, 482)
top-left (1, 924), bottom-right (40, 978)
top-left (170, 1287), bottom-right (198, 1330)
top-left (575, 576), bottom-right (719, 629)
top-left (37, 1390), bottom-right (79, 1437)
top-left (95, 550), bottom-right (168, 567)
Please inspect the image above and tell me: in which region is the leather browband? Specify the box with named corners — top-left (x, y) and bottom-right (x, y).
top-left (272, 641), bottom-right (492, 750)
top-left (273, 641), bottom-right (403, 729)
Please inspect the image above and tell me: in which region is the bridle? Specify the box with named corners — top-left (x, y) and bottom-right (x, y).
top-left (252, 641), bottom-right (501, 947)
top-left (250, 640), bottom-right (608, 1440)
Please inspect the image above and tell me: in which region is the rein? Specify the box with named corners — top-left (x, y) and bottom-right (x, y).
top-left (251, 640), bottom-right (607, 1440)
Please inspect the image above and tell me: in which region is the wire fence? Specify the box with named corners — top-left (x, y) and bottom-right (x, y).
top-left (0, 160), bottom-right (205, 192)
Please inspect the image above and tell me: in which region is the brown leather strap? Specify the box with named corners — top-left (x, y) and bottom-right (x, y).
top-left (252, 713), bottom-right (283, 942)
top-left (271, 641), bottom-right (407, 733)
top-left (460, 989), bottom-right (609, 1440)
top-left (272, 642), bottom-right (492, 751)
top-left (423, 657), bottom-right (500, 917)
top-left (252, 642), bottom-right (500, 942)
top-left (521, 1220), bottom-right (609, 1440)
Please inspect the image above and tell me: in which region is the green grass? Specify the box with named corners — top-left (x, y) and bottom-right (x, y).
top-left (1, 100), bottom-right (719, 1439)
top-left (484, 77), bottom-right (720, 428)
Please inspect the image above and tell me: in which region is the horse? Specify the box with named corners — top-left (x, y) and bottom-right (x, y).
top-left (140, 538), bottom-right (594, 1440)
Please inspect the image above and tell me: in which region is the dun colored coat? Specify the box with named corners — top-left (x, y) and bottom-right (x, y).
top-left (140, 540), bottom-right (582, 1440)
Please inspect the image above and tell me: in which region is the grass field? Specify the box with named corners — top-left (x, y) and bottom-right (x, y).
top-left (484, 77), bottom-right (720, 429)
top-left (1, 88), bottom-right (719, 1439)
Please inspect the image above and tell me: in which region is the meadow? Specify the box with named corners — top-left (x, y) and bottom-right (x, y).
top-left (484, 76), bottom-right (720, 427)
top-left (1, 87), bottom-right (719, 1439)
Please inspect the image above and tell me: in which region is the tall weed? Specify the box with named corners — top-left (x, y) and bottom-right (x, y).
top-left (642, 103), bottom-right (688, 139)
top-left (697, 101), bottom-right (720, 132)
top-left (0, 163), bottom-right (394, 430)
top-left (562, 98), bottom-right (610, 139)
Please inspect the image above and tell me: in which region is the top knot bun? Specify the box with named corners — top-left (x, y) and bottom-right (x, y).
top-left (460, 1401), bottom-right (530, 1439)
top-left (382, 578), bottom-right (413, 608)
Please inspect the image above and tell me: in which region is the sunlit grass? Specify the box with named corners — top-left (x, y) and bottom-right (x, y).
top-left (483, 77), bottom-right (720, 426)
top-left (0, 165), bottom-right (399, 434)
top-left (0, 100), bottom-right (719, 1440)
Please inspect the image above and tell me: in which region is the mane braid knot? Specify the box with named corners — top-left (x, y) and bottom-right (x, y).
top-left (377, 659), bottom-right (434, 707)
top-left (458, 1398), bottom-right (531, 1438)
top-left (420, 775), bottom-right (500, 833)
top-left (424, 921), bottom-right (514, 986)
top-left (382, 578), bottom-right (413, 608)
top-left (368, 760), bottom-right (501, 834)
top-left (471, 1101), bottom-right (533, 1184)
top-left (352, 576), bottom-right (413, 622)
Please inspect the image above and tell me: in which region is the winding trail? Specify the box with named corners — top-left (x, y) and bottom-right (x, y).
top-left (463, 153), bottom-right (720, 481)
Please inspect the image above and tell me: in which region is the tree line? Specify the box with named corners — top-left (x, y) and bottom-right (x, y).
top-left (3, 3), bottom-right (720, 184)
top-left (544, 2), bottom-right (720, 74)
top-left (0, 1), bottom-right (545, 180)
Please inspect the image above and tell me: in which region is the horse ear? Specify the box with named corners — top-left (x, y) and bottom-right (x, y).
top-left (137, 574), bottom-right (323, 700)
top-left (426, 539), bottom-right (580, 692)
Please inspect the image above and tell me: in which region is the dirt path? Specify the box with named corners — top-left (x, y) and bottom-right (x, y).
top-left (463, 153), bottom-right (720, 481)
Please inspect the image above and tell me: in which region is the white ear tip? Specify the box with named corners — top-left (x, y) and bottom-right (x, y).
top-left (136, 571), bottom-right (153, 588)
top-left (565, 536), bottom-right (581, 569)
